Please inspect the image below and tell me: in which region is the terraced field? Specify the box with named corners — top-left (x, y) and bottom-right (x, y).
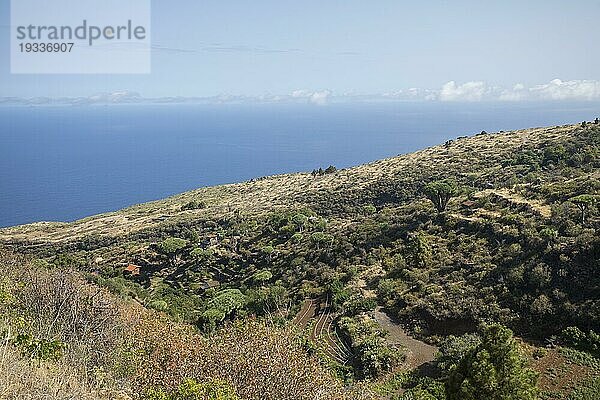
top-left (294, 298), bottom-right (352, 365)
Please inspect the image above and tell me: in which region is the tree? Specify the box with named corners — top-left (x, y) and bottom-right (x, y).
top-left (407, 231), bottom-right (431, 268)
top-left (424, 180), bottom-right (458, 213)
top-left (324, 165), bottom-right (337, 174)
top-left (262, 245), bottom-right (275, 261)
top-left (292, 213), bottom-right (309, 232)
top-left (446, 324), bottom-right (537, 400)
top-left (570, 194), bottom-right (596, 225)
top-left (190, 247), bottom-right (214, 262)
top-left (252, 269), bottom-right (273, 284)
top-left (156, 237), bottom-right (188, 266)
top-left (199, 289), bottom-right (247, 332)
top-left (310, 232), bottom-right (331, 250)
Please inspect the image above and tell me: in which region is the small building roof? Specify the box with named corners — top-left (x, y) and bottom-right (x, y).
top-left (124, 264), bottom-right (141, 275)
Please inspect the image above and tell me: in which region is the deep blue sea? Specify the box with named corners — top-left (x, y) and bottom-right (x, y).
top-left (1, 101), bottom-right (598, 228)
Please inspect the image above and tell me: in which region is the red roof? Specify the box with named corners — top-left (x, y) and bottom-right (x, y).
top-left (124, 264), bottom-right (141, 275)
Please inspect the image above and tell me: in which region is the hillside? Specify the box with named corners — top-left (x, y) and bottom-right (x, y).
top-left (1, 121), bottom-right (600, 399)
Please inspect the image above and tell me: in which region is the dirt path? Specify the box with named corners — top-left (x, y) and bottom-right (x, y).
top-left (477, 189), bottom-right (552, 218)
top-left (292, 299), bottom-right (317, 328)
top-left (373, 308), bottom-right (438, 370)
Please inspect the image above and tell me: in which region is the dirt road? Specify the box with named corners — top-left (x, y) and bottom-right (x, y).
top-left (373, 308), bottom-right (438, 369)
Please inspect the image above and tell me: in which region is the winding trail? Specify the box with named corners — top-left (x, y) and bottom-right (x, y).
top-left (372, 308), bottom-right (438, 370)
top-left (293, 299), bottom-right (317, 328)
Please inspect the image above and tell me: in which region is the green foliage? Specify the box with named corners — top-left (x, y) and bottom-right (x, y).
top-left (328, 279), bottom-right (351, 310)
top-left (543, 144), bottom-right (567, 166)
top-left (570, 194), bottom-right (597, 224)
top-left (157, 237), bottom-right (189, 266)
top-left (0, 276), bottom-right (14, 307)
top-left (199, 308), bottom-right (227, 333)
top-left (52, 253), bottom-right (85, 269)
top-left (407, 231), bottom-right (432, 268)
top-left (561, 327), bottom-right (600, 357)
top-left (157, 238), bottom-right (188, 256)
top-left (559, 347), bottom-right (600, 369)
top-left (149, 300), bottom-right (169, 312)
top-left (12, 333), bottom-right (66, 362)
top-left (399, 380), bottom-right (446, 400)
top-left (437, 333), bottom-right (481, 371)
top-left (208, 289), bottom-right (247, 314)
top-left (375, 371), bottom-right (445, 400)
top-left (354, 335), bottom-right (400, 380)
top-left (146, 378), bottom-right (239, 400)
top-left (363, 204), bottom-right (377, 215)
top-left (424, 180), bottom-right (458, 213)
top-left (568, 376), bottom-right (600, 400)
top-left (246, 284), bottom-right (288, 315)
top-left (292, 213), bottom-right (309, 231)
top-left (199, 289), bottom-right (247, 332)
top-left (446, 324), bottom-right (537, 400)
top-left (181, 199), bottom-right (207, 211)
top-left (339, 316), bottom-right (402, 379)
top-left (190, 247), bottom-right (214, 261)
top-left (310, 232), bottom-right (332, 249)
top-left (251, 269), bottom-right (273, 284)
top-left (261, 245), bottom-right (275, 257)
top-left (343, 295), bottom-right (377, 316)
top-left (6, 123), bottom-right (600, 393)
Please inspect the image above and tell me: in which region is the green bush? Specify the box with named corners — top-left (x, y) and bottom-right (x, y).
top-left (437, 333), bottom-right (481, 371)
top-left (561, 327), bottom-right (600, 356)
top-left (446, 324), bottom-right (537, 400)
top-left (12, 333), bottom-right (66, 362)
top-left (146, 378), bottom-right (239, 400)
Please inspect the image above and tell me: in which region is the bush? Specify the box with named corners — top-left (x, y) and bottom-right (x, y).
top-left (561, 327), bottom-right (600, 356)
top-left (146, 378), bottom-right (239, 400)
top-left (181, 200), bottom-right (207, 211)
top-left (437, 333), bottom-right (481, 371)
top-left (446, 324), bottom-right (537, 400)
top-left (339, 316), bottom-right (402, 379)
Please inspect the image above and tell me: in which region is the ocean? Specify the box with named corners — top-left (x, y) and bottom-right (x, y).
top-left (1, 101), bottom-right (598, 228)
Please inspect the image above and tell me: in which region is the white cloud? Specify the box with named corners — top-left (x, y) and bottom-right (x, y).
top-left (529, 79), bottom-right (600, 101)
top-left (4, 79), bottom-right (600, 106)
top-left (289, 89), bottom-right (330, 105)
top-left (309, 90), bottom-right (330, 105)
top-left (438, 79), bottom-right (600, 102)
top-left (438, 81), bottom-right (488, 102)
top-left (86, 91), bottom-right (141, 103)
top-left (291, 90), bottom-right (311, 98)
top-left (499, 83), bottom-right (527, 101)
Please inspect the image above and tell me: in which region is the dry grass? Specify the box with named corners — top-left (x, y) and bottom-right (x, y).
top-left (0, 251), bottom-right (376, 399)
top-left (0, 341), bottom-right (105, 400)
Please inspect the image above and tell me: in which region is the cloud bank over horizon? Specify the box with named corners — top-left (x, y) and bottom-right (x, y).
top-left (2, 79), bottom-right (600, 106)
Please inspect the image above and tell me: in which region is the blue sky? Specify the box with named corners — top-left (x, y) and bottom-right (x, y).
top-left (1, 0), bottom-right (600, 99)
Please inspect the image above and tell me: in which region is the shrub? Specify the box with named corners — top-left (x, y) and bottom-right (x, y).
top-left (446, 324), bottom-right (537, 400)
top-left (181, 200), bottom-right (207, 211)
top-left (437, 333), bottom-right (481, 371)
top-left (146, 378), bottom-right (239, 400)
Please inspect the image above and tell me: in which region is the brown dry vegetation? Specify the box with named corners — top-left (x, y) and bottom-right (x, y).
top-left (0, 251), bottom-right (373, 399)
